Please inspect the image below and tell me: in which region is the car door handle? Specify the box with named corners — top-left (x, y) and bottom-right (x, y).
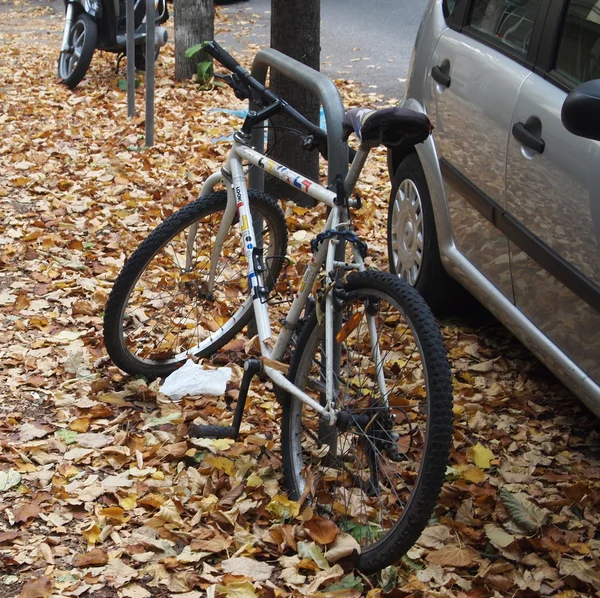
top-left (431, 62), bottom-right (451, 88)
top-left (512, 117), bottom-right (545, 154)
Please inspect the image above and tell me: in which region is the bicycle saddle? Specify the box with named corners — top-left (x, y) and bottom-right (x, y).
top-left (342, 107), bottom-right (433, 149)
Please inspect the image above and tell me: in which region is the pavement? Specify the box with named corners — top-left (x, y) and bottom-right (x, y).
top-left (216, 0), bottom-right (428, 101)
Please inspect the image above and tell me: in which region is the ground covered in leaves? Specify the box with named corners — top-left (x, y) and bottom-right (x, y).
top-left (1, 2), bottom-right (600, 597)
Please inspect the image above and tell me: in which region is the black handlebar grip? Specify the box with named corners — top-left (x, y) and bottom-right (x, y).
top-left (204, 40), bottom-right (243, 74)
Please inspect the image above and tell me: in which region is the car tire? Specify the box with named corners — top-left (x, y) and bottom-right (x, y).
top-left (387, 153), bottom-right (462, 314)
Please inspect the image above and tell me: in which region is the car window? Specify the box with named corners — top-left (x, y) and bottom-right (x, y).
top-left (444, 0), bottom-right (458, 18)
top-left (556, 0), bottom-right (600, 84)
top-left (468, 0), bottom-right (542, 56)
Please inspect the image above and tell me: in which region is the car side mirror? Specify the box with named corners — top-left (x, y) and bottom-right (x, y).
top-left (561, 79), bottom-right (600, 141)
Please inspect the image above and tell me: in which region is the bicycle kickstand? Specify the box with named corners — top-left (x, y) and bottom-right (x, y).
top-left (188, 358), bottom-right (262, 441)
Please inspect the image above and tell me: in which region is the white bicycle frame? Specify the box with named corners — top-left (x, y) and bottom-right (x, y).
top-left (194, 137), bottom-right (381, 425)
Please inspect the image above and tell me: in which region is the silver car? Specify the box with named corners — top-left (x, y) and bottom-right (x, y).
top-left (388, 0), bottom-right (600, 418)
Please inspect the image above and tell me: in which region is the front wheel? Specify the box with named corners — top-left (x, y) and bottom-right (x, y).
top-left (57, 12), bottom-right (97, 89)
top-left (103, 190), bottom-right (288, 378)
top-left (281, 270), bottom-right (453, 574)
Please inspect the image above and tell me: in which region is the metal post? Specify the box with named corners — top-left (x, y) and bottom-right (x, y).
top-left (145, 0), bottom-right (155, 146)
top-left (126, 0), bottom-right (135, 117)
top-left (249, 48), bottom-right (348, 190)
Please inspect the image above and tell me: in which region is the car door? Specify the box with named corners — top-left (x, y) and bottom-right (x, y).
top-left (506, 0), bottom-right (600, 385)
top-left (425, 0), bottom-right (545, 300)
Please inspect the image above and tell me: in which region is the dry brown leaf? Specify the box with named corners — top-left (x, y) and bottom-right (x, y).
top-left (425, 544), bottom-right (479, 567)
top-left (72, 548), bottom-right (109, 567)
top-left (12, 500), bottom-right (42, 523)
top-left (18, 576), bottom-right (52, 598)
top-left (304, 515), bottom-right (339, 545)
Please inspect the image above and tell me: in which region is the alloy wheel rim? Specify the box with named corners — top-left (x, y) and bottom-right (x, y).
top-left (59, 20), bottom-right (86, 79)
top-left (390, 178), bottom-right (424, 286)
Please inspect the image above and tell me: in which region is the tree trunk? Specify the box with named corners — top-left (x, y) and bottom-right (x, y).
top-left (174, 0), bottom-right (214, 81)
top-left (268, 0), bottom-right (320, 205)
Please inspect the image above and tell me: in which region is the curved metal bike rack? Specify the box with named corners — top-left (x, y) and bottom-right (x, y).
top-left (248, 48), bottom-right (349, 191)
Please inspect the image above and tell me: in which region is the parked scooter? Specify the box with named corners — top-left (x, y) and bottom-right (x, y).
top-left (58, 0), bottom-right (169, 89)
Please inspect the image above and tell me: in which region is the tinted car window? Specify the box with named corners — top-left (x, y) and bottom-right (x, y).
top-left (469, 0), bottom-right (542, 56)
top-left (444, 0), bottom-right (458, 18)
top-left (556, 0), bottom-right (600, 84)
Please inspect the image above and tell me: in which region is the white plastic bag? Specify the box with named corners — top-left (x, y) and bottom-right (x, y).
top-left (159, 360), bottom-right (232, 401)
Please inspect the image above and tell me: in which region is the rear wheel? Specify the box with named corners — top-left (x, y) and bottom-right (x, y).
top-left (103, 190), bottom-right (288, 378)
top-left (282, 270), bottom-right (453, 573)
top-left (57, 12), bottom-right (97, 89)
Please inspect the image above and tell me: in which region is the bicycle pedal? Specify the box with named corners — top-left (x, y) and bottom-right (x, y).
top-left (188, 424), bottom-right (237, 439)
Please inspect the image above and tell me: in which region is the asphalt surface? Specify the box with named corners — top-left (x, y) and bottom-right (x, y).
top-left (216, 0), bottom-right (428, 101)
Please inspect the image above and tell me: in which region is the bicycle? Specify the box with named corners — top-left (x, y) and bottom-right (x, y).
top-left (103, 41), bottom-right (454, 574)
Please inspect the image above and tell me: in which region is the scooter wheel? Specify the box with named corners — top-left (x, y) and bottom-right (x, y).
top-left (58, 12), bottom-right (97, 89)
top-left (134, 44), bottom-right (161, 71)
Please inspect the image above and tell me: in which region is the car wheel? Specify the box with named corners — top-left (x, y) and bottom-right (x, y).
top-left (387, 153), bottom-right (461, 314)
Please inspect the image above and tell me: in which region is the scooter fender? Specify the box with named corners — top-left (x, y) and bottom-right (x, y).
top-left (65, 0), bottom-right (102, 19)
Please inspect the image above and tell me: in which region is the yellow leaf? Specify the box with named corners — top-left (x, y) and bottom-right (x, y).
top-left (203, 454), bottom-right (235, 477)
top-left (119, 495), bottom-right (138, 511)
top-left (246, 473), bottom-right (263, 488)
top-left (216, 580), bottom-right (257, 598)
top-left (266, 495), bottom-right (300, 521)
top-left (100, 506), bottom-right (129, 523)
top-left (69, 417), bottom-right (90, 433)
top-left (458, 465), bottom-right (486, 483)
top-left (469, 442), bottom-right (495, 469)
top-left (82, 524), bottom-right (101, 546)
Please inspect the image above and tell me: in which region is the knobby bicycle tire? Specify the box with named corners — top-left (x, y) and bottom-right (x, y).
top-left (281, 270), bottom-right (453, 573)
top-left (103, 190), bottom-right (288, 378)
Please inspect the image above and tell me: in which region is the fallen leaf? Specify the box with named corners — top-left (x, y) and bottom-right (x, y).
top-left (304, 516), bottom-right (339, 545)
top-left (426, 544), bottom-right (479, 567)
top-left (484, 524), bottom-right (516, 548)
top-left (499, 487), bottom-right (550, 535)
top-left (559, 558), bottom-right (600, 589)
top-left (19, 422), bottom-right (51, 442)
top-left (18, 576), bottom-right (52, 598)
top-left (221, 556), bottom-right (275, 581)
top-left (417, 525), bottom-right (451, 549)
top-left (72, 548), bottom-right (108, 567)
top-left (12, 500), bottom-right (42, 523)
top-left (468, 443), bottom-right (495, 469)
top-left (266, 495), bottom-right (300, 521)
top-left (325, 533), bottom-right (361, 563)
top-left (0, 469), bottom-right (21, 491)
top-left (77, 432), bottom-right (113, 448)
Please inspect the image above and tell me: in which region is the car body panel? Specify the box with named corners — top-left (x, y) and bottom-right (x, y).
top-left (506, 73), bottom-right (600, 385)
top-left (398, 0), bottom-right (600, 418)
top-left (426, 28), bottom-right (530, 299)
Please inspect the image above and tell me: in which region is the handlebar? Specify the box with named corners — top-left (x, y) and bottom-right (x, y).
top-left (204, 41), bottom-right (330, 156)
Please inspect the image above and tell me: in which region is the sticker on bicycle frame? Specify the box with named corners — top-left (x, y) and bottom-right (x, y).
top-left (241, 215), bottom-right (248, 232)
top-left (293, 175), bottom-right (312, 193)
